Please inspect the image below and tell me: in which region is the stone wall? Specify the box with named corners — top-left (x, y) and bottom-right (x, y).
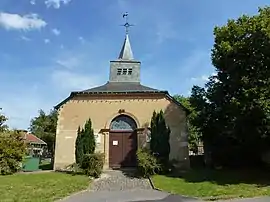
top-left (53, 93), bottom-right (189, 170)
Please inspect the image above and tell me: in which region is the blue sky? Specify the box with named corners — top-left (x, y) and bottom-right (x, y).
top-left (0, 0), bottom-right (269, 129)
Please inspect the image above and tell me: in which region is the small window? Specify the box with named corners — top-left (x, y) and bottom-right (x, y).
top-left (117, 69), bottom-right (122, 75)
top-left (122, 68), bottom-right (127, 75)
top-left (128, 69), bottom-right (132, 75)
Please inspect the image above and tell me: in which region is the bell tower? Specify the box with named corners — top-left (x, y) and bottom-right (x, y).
top-left (109, 13), bottom-right (141, 83)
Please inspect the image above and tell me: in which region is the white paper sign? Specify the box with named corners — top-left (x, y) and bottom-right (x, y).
top-left (113, 140), bottom-right (118, 146)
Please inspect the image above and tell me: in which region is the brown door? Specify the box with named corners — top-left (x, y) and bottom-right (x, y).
top-left (109, 131), bottom-right (137, 168)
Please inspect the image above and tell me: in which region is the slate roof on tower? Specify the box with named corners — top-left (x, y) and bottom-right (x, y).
top-left (54, 25), bottom-right (189, 113)
top-left (118, 34), bottom-right (134, 60)
top-left (79, 33), bottom-right (164, 93)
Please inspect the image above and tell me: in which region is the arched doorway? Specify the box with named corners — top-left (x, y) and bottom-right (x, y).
top-left (109, 114), bottom-right (138, 168)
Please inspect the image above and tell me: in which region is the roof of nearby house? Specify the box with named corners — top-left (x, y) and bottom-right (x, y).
top-left (23, 133), bottom-right (47, 145)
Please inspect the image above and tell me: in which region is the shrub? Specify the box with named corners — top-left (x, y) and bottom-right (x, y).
top-left (136, 148), bottom-right (161, 178)
top-left (0, 131), bottom-right (26, 175)
top-left (81, 153), bottom-right (104, 178)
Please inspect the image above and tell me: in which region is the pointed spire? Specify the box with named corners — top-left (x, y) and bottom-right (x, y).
top-left (118, 34), bottom-right (134, 60)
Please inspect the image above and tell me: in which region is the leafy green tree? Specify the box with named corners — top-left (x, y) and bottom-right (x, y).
top-left (0, 130), bottom-right (26, 175)
top-left (150, 110), bottom-right (170, 166)
top-left (190, 6), bottom-right (270, 167)
top-left (29, 109), bottom-right (58, 154)
top-left (174, 95), bottom-right (201, 153)
top-left (0, 108), bottom-right (8, 132)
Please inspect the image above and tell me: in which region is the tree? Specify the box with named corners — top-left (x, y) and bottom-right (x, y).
top-left (75, 126), bottom-right (84, 164)
top-left (0, 108), bottom-right (8, 132)
top-left (150, 110), bottom-right (170, 167)
top-left (0, 130), bottom-right (26, 175)
top-left (29, 109), bottom-right (58, 154)
top-left (190, 6), bottom-right (270, 167)
top-left (82, 119), bottom-right (96, 154)
top-left (174, 95), bottom-right (201, 153)
top-left (75, 118), bottom-right (96, 165)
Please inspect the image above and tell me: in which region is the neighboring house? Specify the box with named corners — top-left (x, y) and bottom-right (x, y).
top-left (53, 31), bottom-right (190, 170)
top-left (23, 132), bottom-right (47, 157)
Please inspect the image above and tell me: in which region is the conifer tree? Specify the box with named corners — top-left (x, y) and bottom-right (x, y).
top-left (150, 110), bottom-right (170, 165)
top-left (150, 111), bottom-right (158, 153)
top-left (75, 118), bottom-right (96, 165)
top-left (158, 111), bottom-right (170, 163)
top-left (82, 118), bottom-right (95, 154)
top-left (75, 126), bottom-right (84, 164)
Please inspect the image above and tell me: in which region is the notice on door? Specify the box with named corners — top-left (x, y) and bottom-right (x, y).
top-left (113, 140), bottom-right (118, 146)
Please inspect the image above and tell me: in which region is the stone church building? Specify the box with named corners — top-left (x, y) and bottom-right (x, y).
top-left (53, 32), bottom-right (190, 170)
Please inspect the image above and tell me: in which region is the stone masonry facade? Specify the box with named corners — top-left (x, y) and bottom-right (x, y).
top-left (54, 93), bottom-right (190, 170)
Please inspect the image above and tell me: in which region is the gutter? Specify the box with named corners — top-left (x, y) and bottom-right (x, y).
top-left (54, 91), bottom-right (190, 114)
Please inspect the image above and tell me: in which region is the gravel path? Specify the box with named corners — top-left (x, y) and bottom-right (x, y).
top-left (60, 169), bottom-right (200, 202)
top-left (90, 169), bottom-right (152, 191)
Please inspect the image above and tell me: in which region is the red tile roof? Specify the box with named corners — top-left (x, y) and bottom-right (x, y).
top-left (23, 133), bottom-right (47, 145)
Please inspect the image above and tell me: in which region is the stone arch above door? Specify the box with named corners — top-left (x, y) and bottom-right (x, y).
top-left (105, 112), bottom-right (140, 130)
top-left (110, 114), bottom-right (137, 131)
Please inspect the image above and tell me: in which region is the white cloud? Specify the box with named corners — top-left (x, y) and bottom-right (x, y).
top-left (1, 93), bottom-right (52, 130)
top-left (51, 70), bottom-right (102, 91)
top-left (52, 28), bottom-right (60, 36)
top-left (45, 0), bottom-right (71, 9)
top-left (191, 72), bottom-right (217, 84)
top-left (56, 57), bottom-right (81, 69)
top-left (44, 38), bottom-right (50, 44)
top-left (155, 21), bottom-right (178, 44)
top-left (78, 36), bottom-right (85, 44)
top-left (0, 13), bottom-right (47, 31)
top-left (191, 75), bottom-right (209, 82)
top-left (20, 36), bottom-right (31, 41)
top-left (30, 0), bottom-right (36, 5)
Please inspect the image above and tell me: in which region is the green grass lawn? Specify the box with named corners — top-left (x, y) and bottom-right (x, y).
top-left (152, 168), bottom-right (270, 200)
top-left (0, 172), bottom-right (90, 202)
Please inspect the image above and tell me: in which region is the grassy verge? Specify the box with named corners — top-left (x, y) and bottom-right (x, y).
top-left (152, 168), bottom-right (270, 200)
top-left (0, 172), bottom-right (90, 202)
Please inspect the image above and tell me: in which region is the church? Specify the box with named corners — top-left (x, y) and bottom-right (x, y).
top-left (53, 21), bottom-right (190, 170)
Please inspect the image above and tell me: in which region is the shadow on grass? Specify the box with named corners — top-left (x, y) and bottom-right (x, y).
top-left (164, 164), bottom-right (270, 187)
top-left (55, 169), bottom-right (86, 176)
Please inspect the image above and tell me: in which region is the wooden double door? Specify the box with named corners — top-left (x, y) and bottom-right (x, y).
top-left (109, 131), bottom-right (138, 168)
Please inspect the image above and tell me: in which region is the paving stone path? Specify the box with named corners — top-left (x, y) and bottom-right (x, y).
top-left (90, 169), bottom-right (152, 191)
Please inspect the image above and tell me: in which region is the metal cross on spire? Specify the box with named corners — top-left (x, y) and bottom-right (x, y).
top-left (122, 12), bottom-right (134, 34)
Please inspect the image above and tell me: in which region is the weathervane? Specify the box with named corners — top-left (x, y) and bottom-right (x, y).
top-left (122, 12), bottom-right (134, 34)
